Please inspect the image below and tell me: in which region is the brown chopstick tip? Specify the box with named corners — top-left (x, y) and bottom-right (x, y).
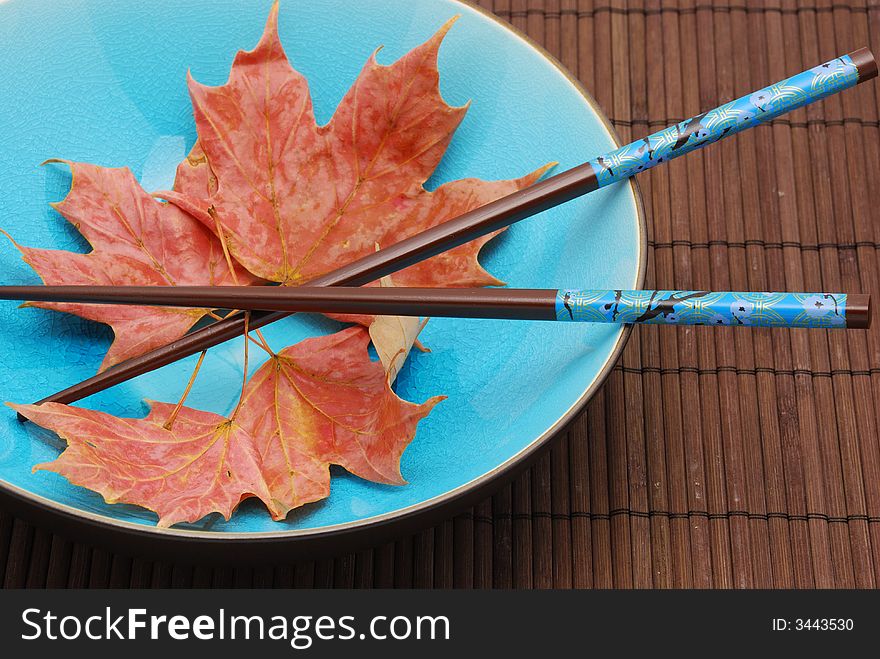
top-left (850, 48), bottom-right (878, 81)
top-left (847, 294), bottom-right (871, 329)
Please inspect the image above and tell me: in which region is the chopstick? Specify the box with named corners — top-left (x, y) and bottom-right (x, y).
top-left (2, 286), bottom-right (870, 329)
top-left (31, 49), bottom-right (878, 406)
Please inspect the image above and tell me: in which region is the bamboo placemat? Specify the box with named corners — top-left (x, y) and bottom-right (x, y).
top-left (2, 0), bottom-right (880, 588)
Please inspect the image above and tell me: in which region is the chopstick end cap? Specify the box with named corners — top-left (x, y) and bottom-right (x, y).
top-left (848, 294), bottom-right (872, 329)
top-left (850, 47), bottom-right (878, 81)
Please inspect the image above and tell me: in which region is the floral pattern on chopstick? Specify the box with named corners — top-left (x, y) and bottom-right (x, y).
top-left (588, 54), bottom-right (860, 186)
top-left (555, 290), bottom-right (849, 328)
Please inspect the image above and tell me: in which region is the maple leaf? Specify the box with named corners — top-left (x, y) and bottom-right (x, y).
top-left (11, 401), bottom-right (280, 528)
top-left (9, 161), bottom-right (257, 372)
top-left (235, 326), bottom-right (444, 516)
top-left (162, 1), bottom-right (550, 289)
top-left (11, 327), bottom-right (441, 525)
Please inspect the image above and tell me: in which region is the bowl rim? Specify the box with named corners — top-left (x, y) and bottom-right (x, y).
top-left (0, 0), bottom-right (648, 560)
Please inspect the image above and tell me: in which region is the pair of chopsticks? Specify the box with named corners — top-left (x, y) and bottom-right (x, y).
top-left (13, 48), bottom-right (877, 407)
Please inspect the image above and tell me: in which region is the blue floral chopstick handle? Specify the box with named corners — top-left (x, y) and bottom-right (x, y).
top-left (555, 290), bottom-right (865, 328)
top-left (588, 54), bottom-right (861, 187)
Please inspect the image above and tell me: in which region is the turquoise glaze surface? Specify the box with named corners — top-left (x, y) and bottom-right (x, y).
top-left (0, 0), bottom-right (642, 535)
top-left (555, 290), bottom-right (849, 328)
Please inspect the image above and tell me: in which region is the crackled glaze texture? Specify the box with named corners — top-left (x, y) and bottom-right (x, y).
top-left (0, 0), bottom-right (641, 534)
top-left (556, 290), bottom-right (849, 328)
top-left (588, 54), bottom-right (860, 186)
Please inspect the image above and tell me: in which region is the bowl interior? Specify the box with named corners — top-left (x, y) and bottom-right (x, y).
top-left (0, 0), bottom-right (642, 535)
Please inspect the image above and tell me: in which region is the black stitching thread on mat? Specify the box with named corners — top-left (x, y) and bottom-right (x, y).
top-left (494, 4), bottom-right (873, 20)
top-left (610, 117), bottom-right (878, 130)
top-left (614, 365), bottom-right (880, 377)
top-left (464, 511), bottom-right (880, 524)
top-left (648, 239), bottom-right (880, 251)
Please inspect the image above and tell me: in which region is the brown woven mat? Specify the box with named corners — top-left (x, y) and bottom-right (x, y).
top-left (3, 0), bottom-right (880, 588)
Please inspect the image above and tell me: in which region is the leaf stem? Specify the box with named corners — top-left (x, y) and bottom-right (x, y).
top-left (252, 328), bottom-right (274, 355)
top-left (231, 312), bottom-right (251, 421)
top-left (206, 309), bottom-right (270, 354)
top-left (163, 349), bottom-right (207, 430)
top-left (208, 205), bottom-right (274, 356)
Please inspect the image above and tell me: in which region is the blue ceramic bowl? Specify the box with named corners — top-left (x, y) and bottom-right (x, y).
top-left (0, 0), bottom-right (645, 555)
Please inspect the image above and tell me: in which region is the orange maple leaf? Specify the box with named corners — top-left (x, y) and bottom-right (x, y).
top-left (8, 161), bottom-right (257, 372)
top-left (162, 2), bottom-right (549, 288)
top-left (13, 327), bottom-right (442, 525)
top-left (12, 401), bottom-right (278, 528)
